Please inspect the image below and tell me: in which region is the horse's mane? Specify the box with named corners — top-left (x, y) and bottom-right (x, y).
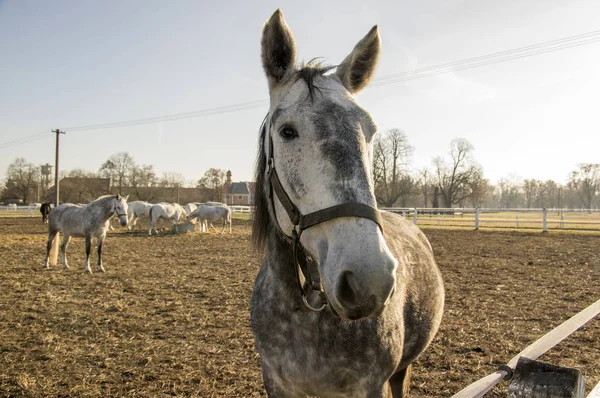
top-left (252, 61), bottom-right (335, 253)
top-left (93, 194), bottom-right (116, 203)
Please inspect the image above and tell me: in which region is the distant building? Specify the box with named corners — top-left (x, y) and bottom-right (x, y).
top-left (224, 170), bottom-right (255, 206)
top-left (225, 181), bottom-right (255, 205)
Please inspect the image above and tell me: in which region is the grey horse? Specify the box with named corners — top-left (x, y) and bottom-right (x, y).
top-left (250, 10), bottom-right (444, 397)
top-left (42, 194), bottom-right (129, 273)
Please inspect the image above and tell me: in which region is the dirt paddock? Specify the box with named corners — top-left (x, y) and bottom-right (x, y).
top-left (0, 217), bottom-right (598, 397)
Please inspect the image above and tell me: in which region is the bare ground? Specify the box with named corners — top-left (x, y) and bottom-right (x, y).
top-left (0, 217), bottom-right (598, 397)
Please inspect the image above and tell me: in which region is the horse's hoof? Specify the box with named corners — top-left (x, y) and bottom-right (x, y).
top-left (98, 268), bottom-right (105, 273)
top-left (85, 269), bottom-right (92, 274)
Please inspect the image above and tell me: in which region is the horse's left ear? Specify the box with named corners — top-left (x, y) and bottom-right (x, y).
top-left (116, 193), bottom-right (121, 200)
top-left (335, 25), bottom-right (381, 94)
top-left (124, 195), bottom-right (129, 201)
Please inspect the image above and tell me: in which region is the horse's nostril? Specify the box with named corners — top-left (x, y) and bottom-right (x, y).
top-left (337, 271), bottom-right (359, 308)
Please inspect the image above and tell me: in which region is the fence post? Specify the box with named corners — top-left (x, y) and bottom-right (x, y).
top-left (475, 208), bottom-right (479, 230)
top-left (413, 208), bottom-right (417, 225)
top-left (543, 208), bottom-right (547, 232)
top-left (516, 214), bottom-right (519, 228)
top-left (560, 213), bottom-right (565, 228)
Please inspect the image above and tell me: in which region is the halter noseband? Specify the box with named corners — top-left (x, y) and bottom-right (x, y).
top-left (264, 117), bottom-right (384, 312)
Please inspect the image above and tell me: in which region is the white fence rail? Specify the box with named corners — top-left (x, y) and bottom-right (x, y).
top-left (0, 204), bottom-right (40, 217)
top-left (381, 207), bottom-right (600, 232)
top-left (451, 298), bottom-right (600, 397)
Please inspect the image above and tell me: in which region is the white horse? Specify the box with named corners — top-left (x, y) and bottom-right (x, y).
top-left (183, 203), bottom-right (197, 216)
top-left (127, 200), bottom-right (153, 230)
top-left (42, 194), bottom-right (129, 273)
top-left (147, 203), bottom-right (187, 235)
top-left (187, 204), bottom-right (232, 233)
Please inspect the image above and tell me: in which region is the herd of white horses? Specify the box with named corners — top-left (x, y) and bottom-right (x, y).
top-left (127, 200), bottom-right (232, 234)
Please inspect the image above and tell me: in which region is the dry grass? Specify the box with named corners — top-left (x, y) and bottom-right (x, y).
top-left (0, 218), bottom-right (598, 397)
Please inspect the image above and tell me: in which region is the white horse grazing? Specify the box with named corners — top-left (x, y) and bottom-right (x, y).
top-left (42, 194), bottom-right (129, 273)
top-left (127, 201), bottom-right (153, 230)
top-left (183, 203), bottom-right (197, 216)
top-left (187, 204), bottom-right (232, 233)
top-left (147, 203), bottom-right (187, 235)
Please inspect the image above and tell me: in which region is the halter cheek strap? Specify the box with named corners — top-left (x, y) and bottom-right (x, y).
top-left (265, 121), bottom-right (384, 312)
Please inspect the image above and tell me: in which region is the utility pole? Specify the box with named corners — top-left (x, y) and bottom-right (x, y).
top-left (52, 129), bottom-right (66, 206)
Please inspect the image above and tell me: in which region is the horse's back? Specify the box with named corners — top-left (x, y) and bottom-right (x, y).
top-left (48, 204), bottom-right (86, 234)
top-left (381, 211), bottom-right (445, 369)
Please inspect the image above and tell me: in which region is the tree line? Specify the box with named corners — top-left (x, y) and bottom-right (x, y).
top-left (2, 134), bottom-right (599, 209)
top-left (0, 152), bottom-right (231, 204)
top-left (373, 129), bottom-right (600, 209)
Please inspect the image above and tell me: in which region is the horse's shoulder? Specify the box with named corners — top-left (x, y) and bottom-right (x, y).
top-left (380, 211), bottom-right (433, 253)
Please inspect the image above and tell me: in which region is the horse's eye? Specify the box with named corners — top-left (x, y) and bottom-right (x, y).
top-left (279, 126), bottom-right (298, 141)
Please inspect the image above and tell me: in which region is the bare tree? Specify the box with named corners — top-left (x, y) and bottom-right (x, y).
top-left (159, 171), bottom-right (186, 203)
top-left (522, 179), bottom-right (540, 208)
top-left (3, 158), bottom-right (39, 203)
top-left (567, 163), bottom-right (600, 209)
top-left (433, 138), bottom-right (481, 208)
top-left (467, 170), bottom-right (489, 208)
top-left (372, 129), bottom-right (414, 207)
top-left (99, 152), bottom-right (136, 194)
top-left (417, 168), bottom-right (435, 207)
top-left (497, 174), bottom-right (523, 208)
top-left (130, 164), bottom-right (158, 201)
top-left (197, 168), bottom-right (228, 202)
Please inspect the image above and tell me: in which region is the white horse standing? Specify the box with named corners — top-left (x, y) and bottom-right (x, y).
top-left (147, 203), bottom-right (187, 235)
top-left (42, 194), bottom-right (129, 273)
top-left (187, 204), bottom-right (232, 233)
top-left (127, 200), bottom-right (153, 230)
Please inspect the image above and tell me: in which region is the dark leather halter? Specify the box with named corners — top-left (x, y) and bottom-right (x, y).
top-left (264, 117), bottom-right (384, 312)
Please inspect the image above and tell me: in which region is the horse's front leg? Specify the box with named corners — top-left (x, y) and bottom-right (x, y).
top-left (97, 233), bottom-right (106, 272)
top-left (259, 362), bottom-right (304, 398)
top-left (61, 235), bottom-right (72, 270)
top-left (84, 235), bottom-right (93, 273)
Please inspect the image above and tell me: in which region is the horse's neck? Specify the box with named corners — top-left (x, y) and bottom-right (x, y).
top-left (264, 231), bottom-right (312, 303)
top-left (90, 199), bottom-right (113, 222)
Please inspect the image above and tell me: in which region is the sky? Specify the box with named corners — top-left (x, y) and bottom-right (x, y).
top-left (1, 0), bottom-right (599, 186)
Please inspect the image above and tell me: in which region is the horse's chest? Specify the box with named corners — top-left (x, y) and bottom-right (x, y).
top-left (253, 298), bottom-right (400, 395)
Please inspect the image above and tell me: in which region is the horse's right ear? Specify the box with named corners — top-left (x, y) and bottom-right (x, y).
top-left (261, 9), bottom-right (297, 91)
top-left (115, 193), bottom-right (121, 200)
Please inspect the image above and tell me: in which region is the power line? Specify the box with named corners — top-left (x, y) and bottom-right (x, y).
top-left (0, 131), bottom-right (50, 149)
top-left (371, 29), bottom-right (600, 84)
top-left (2, 28), bottom-right (600, 149)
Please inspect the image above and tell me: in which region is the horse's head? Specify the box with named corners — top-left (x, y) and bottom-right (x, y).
top-left (114, 194), bottom-right (129, 227)
top-left (258, 10), bottom-right (397, 320)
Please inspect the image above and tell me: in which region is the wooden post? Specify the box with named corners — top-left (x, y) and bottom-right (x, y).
top-left (543, 208), bottom-right (548, 232)
top-left (560, 214), bottom-right (565, 228)
top-left (475, 208), bottom-right (479, 230)
top-left (507, 357), bottom-right (585, 398)
top-left (516, 214), bottom-right (519, 228)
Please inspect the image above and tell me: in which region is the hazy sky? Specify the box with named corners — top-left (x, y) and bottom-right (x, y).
top-left (1, 0), bottom-right (599, 186)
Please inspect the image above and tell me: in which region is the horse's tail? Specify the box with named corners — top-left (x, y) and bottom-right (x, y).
top-left (149, 205), bottom-right (155, 221)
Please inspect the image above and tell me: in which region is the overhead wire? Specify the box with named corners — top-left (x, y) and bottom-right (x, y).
top-left (2, 29), bottom-right (600, 149)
